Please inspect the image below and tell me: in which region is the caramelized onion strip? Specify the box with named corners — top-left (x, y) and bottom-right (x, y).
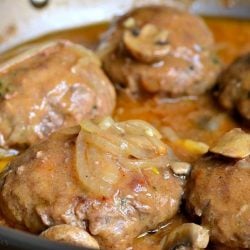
top-left (122, 155), bottom-right (170, 169)
top-left (76, 130), bottom-right (115, 197)
top-left (76, 117), bottom-right (171, 197)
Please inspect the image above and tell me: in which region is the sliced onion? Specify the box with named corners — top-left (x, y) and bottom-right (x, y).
top-left (121, 120), bottom-right (162, 139)
top-left (106, 133), bottom-right (148, 158)
top-left (122, 155), bottom-right (171, 169)
top-left (146, 134), bottom-right (167, 155)
top-left (80, 120), bottom-right (100, 133)
top-left (100, 154), bottom-right (120, 185)
top-left (59, 125), bottom-right (81, 136)
top-left (75, 117), bottom-right (172, 197)
top-left (0, 41), bottom-right (59, 72)
top-left (125, 135), bottom-right (156, 158)
top-left (87, 147), bottom-right (120, 185)
top-left (119, 120), bottom-right (165, 157)
top-left (76, 130), bottom-right (114, 197)
top-left (84, 133), bottom-right (125, 156)
top-left (98, 116), bottom-right (115, 130)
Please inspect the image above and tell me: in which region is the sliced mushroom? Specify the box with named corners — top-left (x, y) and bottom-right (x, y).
top-left (210, 128), bottom-right (250, 159)
top-left (163, 223), bottom-right (209, 250)
top-left (40, 224), bottom-right (100, 249)
top-left (123, 24), bottom-right (170, 63)
top-left (170, 161), bottom-right (192, 176)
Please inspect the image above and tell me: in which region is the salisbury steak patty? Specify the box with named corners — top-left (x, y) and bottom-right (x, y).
top-left (0, 40), bottom-right (115, 148)
top-left (99, 6), bottom-right (221, 97)
top-left (0, 118), bottom-right (183, 250)
top-left (186, 129), bottom-right (250, 248)
top-left (216, 52), bottom-right (250, 123)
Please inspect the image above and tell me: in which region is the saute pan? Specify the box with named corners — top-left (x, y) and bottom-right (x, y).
top-left (0, 0), bottom-right (249, 249)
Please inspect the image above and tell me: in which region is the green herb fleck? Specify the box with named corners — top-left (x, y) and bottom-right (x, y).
top-left (211, 55), bottom-right (220, 65)
top-left (0, 79), bottom-right (13, 97)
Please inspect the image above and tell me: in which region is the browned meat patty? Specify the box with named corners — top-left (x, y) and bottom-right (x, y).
top-left (98, 6), bottom-right (221, 97)
top-left (0, 118), bottom-right (183, 250)
top-left (216, 53), bottom-right (250, 123)
top-left (186, 129), bottom-right (250, 248)
top-left (0, 41), bottom-right (116, 148)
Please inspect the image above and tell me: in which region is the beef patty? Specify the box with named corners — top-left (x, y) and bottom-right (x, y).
top-left (99, 6), bottom-right (221, 97)
top-left (0, 118), bottom-right (183, 250)
top-left (0, 40), bottom-right (116, 148)
top-left (186, 128), bottom-right (250, 248)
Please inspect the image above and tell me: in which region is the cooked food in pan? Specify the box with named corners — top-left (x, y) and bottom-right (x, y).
top-left (0, 4), bottom-right (249, 250)
top-left (99, 6), bottom-right (221, 96)
top-left (187, 128), bottom-right (250, 248)
top-left (0, 118), bottom-right (184, 250)
top-left (0, 41), bottom-right (115, 148)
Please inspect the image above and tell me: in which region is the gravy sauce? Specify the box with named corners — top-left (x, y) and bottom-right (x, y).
top-left (0, 16), bottom-right (249, 250)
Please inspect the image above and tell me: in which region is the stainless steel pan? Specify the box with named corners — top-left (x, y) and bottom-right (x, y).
top-left (0, 1), bottom-right (249, 249)
top-left (0, 0), bottom-right (250, 53)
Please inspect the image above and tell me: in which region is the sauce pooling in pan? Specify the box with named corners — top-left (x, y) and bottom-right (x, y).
top-left (0, 12), bottom-right (249, 250)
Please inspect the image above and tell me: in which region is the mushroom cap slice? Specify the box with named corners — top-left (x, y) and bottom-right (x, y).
top-left (40, 224), bottom-right (100, 249)
top-left (163, 223), bottom-right (209, 250)
top-left (123, 24), bottom-right (170, 63)
top-left (170, 161), bottom-right (192, 176)
top-left (210, 128), bottom-right (250, 159)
